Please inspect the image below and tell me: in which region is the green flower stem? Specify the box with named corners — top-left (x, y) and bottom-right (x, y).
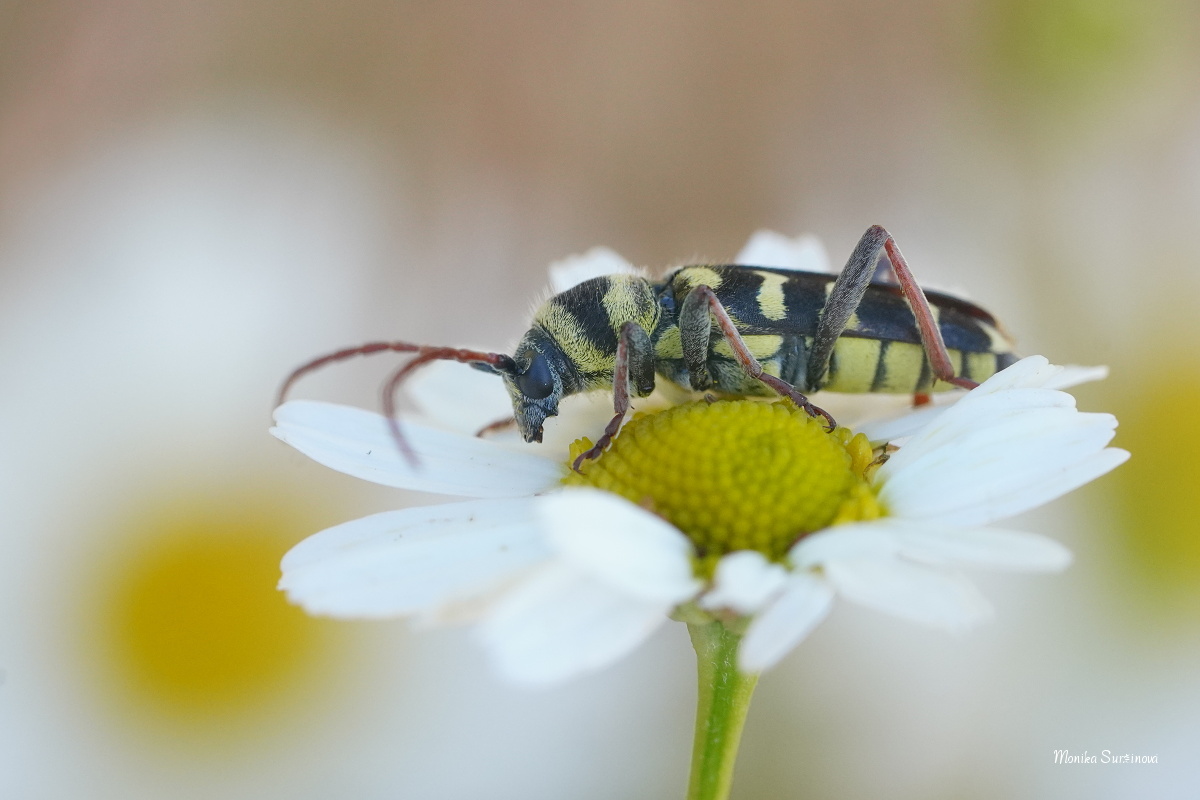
top-left (686, 620), bottom-right (758, 800)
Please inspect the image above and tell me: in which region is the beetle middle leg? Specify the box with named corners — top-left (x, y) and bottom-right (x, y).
top-left (678, 285), bottom-right (835, 428)
top-left (806, 225), bottom-right (980, 397)
top-left (571, 321), bottom-right (656, 471)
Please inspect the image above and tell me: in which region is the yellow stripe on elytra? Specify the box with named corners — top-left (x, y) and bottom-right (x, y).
top-left (675, 267), bottom-right (724, 293)
top-left (754, 271), bottom-right (788, 321)
top-left (603, 275), bottom-right (660, 334)
top-left (533, 304), bottom-right (612, 374)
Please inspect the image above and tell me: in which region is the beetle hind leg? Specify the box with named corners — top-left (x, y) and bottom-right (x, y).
top-left (810, 225), bottom-right (981, 397)
top-left (879, 231), bottom-right (980, 391)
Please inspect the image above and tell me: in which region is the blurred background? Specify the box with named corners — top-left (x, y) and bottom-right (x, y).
top-left (1, 1), bottom-right (1197, 798)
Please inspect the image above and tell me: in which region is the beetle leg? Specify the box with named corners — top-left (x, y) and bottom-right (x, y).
top-left (572, 321), bottom-right (655, 471)
top-left (678, 285), bottom-right (715, 391)
top-left (680, 285), bottom-right (835, 429)
top-left (806, 226), bottom-right (889, 391)
top-left (880, 232), bottom-right (979, 391)
top-left (808, 225), bottom-right (978, 394)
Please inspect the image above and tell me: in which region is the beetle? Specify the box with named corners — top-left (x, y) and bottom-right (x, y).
top-left (278, 225), bottom-right (1017, 471)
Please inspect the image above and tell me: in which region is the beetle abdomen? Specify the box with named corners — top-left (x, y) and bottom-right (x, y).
top-left (659, 265), bottom-right (1017, 396)
top-left (822, 339), bottom-right (1016, 394)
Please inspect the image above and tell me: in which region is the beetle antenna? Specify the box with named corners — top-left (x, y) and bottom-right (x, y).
top-left (380, 347), bottom-right (516, 466)
top-left (276, 341), bottom-right (426, 408)
top-left (276, 341), bottom-right (517, 468)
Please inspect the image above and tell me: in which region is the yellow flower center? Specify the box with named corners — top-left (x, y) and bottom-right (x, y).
top-left (565, 399), bottom-right (884, 563)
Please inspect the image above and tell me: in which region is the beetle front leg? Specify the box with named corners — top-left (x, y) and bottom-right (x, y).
top-left (679, 285), bottom-right (835, 429)
top-left (572, 321), bottom-right (655, 471)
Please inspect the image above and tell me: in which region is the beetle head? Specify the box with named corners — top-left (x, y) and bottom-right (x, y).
top-left (484, 330), bottom-right (572, 443)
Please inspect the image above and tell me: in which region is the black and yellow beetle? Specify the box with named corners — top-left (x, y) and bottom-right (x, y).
top-left (279, 226), bottom-right (1017, 470)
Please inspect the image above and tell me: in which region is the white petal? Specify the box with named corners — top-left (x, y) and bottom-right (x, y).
top-left (861, 385), bottom-right (1064, 452)
top-left (855, 357), bottom-right (1110, 446)
top-left (892, 524), bottom-right (1073, 571)
top-left (405, 358), bottom-right (516, 436)
top-left (968, 354), bottom-right (1055, 393)
top-left (855, 401), bottom-right (951, 446)
top-left (279, 498), bottom-right (551, 618)
top-left (971, 355), bottom-right (1107, 395)
top-left (735, 230), bottom-right (832, 273)
top-left (738, 573), bottom-right (835, 673)
top-left (1036, 364), bottom-right (1109, 391)
top-left (478, 562), bottom-right (671, 684)
top-left (823, 558), bottom-right (993, 632)
top-left (795, 518), bottom-right (1072, 572)
top-left (548, 247), bottom-right (639, 293)
top-left (873, 365), bottom-right (1126, 528)
top-left (880, 408), bottom-right (1127, 527)
top-left (902, 448), bottom-right (1128, 528)
top-left (789, 523), bottom-right (901, 568)
top-left (882, 399), bottom-right (1103, 479)
top-left (272, 400), bottom-right (563, 497)
top-left (880, 389), bottom-right (1079, 473)
top-left (699, 550), bottom-right (790, 614)
top-left (537, 489), bottom-right (700, 604)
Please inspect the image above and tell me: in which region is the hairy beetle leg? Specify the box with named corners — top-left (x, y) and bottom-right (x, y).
top-left (572, 321), bottom-right (655, 472)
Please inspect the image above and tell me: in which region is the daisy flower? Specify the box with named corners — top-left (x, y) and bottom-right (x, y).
top-left (273, 354), bottom-right (1123, 675)
top-left (272, 234), bottom-right (1124, 681)
top-left (271, 233), bottom-right (1126, 799)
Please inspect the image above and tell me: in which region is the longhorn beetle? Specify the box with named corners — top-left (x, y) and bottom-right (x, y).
top-left (278, 226), bottom-right (1017, 472)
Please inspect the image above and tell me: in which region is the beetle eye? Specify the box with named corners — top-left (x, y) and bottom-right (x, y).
top-left (516, 352), bottom-right (554, 400)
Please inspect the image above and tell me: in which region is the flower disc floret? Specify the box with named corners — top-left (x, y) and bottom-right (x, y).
top-left (565, 400), bottom-right (880, 560)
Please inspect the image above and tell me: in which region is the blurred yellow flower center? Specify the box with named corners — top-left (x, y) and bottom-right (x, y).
top-left (565, 400), bottom-right (883, 561)
top-left (90, 494), bottom-right (345, 736)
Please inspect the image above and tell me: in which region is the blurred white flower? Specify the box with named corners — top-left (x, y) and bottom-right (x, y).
top-left (273, 238), bottom-right (1127, 685)
top-left (0, 112), bottom-right (405, 799)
